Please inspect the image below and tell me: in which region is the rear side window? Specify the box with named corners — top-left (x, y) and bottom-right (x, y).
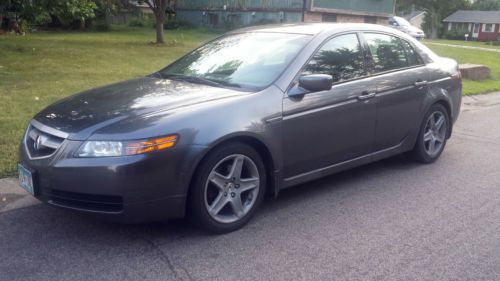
top-left (400, 39), bottom-right (424, 66)
top-left (302, 33), bottom-right (365, 83)
top-left (364, 33), bottom-right (417, 73)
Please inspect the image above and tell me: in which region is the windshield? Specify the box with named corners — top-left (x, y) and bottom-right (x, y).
top-left (395, 17), bottom-right (411, 27)
top-left (160, 32), bottom-right (311, 90)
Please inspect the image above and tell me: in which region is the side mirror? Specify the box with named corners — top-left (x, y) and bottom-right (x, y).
top-left (298, 74), bottom-right (333, 93)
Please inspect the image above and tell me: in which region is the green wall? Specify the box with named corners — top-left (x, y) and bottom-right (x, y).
top-left (312, 0), bottom-right (393, 15)
top-left (176, 0), bottom-right (303, 10)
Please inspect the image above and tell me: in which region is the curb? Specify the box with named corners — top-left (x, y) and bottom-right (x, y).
top-left (0, 178), bottom-right (40, 213)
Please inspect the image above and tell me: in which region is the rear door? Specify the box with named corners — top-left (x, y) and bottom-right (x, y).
top-left (362, 32), bottom-right (429, 152)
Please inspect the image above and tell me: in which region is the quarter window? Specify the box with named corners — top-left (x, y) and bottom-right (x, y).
top-left (302, 34), bottom-right (365, 83)
top-left (364, 33), bottom-right (414, 73)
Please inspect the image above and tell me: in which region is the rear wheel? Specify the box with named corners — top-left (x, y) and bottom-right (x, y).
top-left (189, 142), bottom-right (266, 233)
top-left (409, 104), bottom-right (450, 163)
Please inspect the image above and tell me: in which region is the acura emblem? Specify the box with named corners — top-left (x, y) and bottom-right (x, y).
top-left (34, 135), bottom-right (43, 150)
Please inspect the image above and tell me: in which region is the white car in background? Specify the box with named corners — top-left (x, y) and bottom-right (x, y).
top-left (389, 16), bottom-right (425, 40)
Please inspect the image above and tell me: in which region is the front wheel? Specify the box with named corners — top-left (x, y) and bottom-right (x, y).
top-left (189, 142), bottom-right (266, 234)
top-left (409, 104), bottom-right (450, 163)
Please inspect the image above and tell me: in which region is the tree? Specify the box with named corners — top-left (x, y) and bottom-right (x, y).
top-left (396, 0), bottom-right (471, 39)
top-left (51, 0), bottom-right (97, 29)
top-left (141, 0), bottom-right (169, 44)
top-left (471, 0), bottom-right (500, 10)
top-left (0, 0), bottom-right (51, 33)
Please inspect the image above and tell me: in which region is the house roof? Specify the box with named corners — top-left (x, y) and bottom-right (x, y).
top-left (404, 10), bottom-right (425, 20)
top-left (443, 10), bottom-right (500, 24)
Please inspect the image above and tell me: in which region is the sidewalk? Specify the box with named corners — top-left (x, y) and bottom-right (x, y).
top-left (461, 91), bottom-right (500, 112)
top-left (426, 42), bottom-right (500, 53)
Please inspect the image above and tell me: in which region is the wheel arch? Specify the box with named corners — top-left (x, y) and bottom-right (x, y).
top-left (423, 86), bottom-right (454, 139)
top-left (186, 134), bottom-right (280, 207)
top-left (434, 100), bottom-right (453, 138)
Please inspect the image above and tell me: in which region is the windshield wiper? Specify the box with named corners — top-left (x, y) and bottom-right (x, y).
top-left (160, 73), bottom-right (242, 89)
top-left (160, 73), bottom-right (227, 88)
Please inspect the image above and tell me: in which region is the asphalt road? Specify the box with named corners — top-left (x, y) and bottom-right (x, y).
top-left (1, 94), bottom-right (500, 281)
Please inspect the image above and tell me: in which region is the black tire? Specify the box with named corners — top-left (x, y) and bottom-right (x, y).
top-left (409, 103), bottom-right (450, 163)
top-left (188, 142), bottom-right (266, 234)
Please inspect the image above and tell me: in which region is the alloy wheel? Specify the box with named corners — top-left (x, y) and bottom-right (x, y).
top-left (423, 111), bottom-right (447, 157)
top-left (204, 154), bottom-right (260, 224)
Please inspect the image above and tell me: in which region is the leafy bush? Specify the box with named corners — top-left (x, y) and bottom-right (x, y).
top-left (91, 19), bottom-right (110, 31)
top-left (128, 15), bottom-right (154, 28)
top-left (250, 18), bottom-right (277, 26)
top-left (487, 39), bottom-right (500, 46)
top-left (164, 19), bottom-right (192, 30)
top-left (445, 29), bottom-right (471, 40)
top-left (128, 18), bottom-right (145, 27)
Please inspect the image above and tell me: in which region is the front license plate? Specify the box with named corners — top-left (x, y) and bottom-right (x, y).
top-left (18, 164), bottom-right (35, 196)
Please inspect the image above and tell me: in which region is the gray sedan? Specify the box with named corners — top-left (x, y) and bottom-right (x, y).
top-left (18, 23), bottom-right (461, 233)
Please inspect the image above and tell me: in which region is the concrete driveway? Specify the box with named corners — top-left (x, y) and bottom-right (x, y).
top-left (1, 93), bottom-right (500, 281)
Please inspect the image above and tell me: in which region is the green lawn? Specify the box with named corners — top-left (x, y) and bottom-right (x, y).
top-left (423, 41), bottom-right (500, 95)
top-left (1, 30), bottom-right (500, 178)
top-left (0, 27), bottom-right (216, 178)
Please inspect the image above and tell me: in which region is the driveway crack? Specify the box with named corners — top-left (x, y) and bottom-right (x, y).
top-left (140, 236), bottom-right (195, 281)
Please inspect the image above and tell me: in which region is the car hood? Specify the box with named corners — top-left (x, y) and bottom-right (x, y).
top-left (403, 25), bottom-right (424, 34)
top-left (34, 76), bottom-right (246, 139)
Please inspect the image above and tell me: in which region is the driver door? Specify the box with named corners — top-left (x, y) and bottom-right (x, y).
top-left (282, 33), bottom-right (377, 181)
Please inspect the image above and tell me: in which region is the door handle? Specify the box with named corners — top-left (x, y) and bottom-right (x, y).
top-left (414, 80), bottom-right (428, 87)
top-left (358, 91), bottom-right (376, 100)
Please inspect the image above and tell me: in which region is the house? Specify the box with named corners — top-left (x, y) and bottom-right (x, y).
top-left (302, 0), bottom-right (394, 25)
top-left (443, 10), bottom-right (500, 41)
top-left (174, 0), bottom-right (395, 28)
top-left (403, 10), bottom-right (425, 30)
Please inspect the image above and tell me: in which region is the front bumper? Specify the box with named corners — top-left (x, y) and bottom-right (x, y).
top-left (19, 138), bottom-right (205, 223)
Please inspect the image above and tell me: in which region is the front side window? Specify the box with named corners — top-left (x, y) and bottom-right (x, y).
top-left (364, 33), bottom-right (412, 73)
top-left (484, 24), bottom-right (494, 32)
top-left (302, 34), bottom-right (365, 83)
top-left (161, 32), bottom-right (311, 90)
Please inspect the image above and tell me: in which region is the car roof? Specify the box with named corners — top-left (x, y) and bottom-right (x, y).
top-left (229, 23), bottom-right (398, 36)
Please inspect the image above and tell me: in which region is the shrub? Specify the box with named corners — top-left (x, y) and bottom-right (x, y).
top-left (250, 18), bottom-right (277, 26)
top-left (91, 19), bottom-right (110, 31)
top-left (488, 39), bottom-right (500, 46)
top-left (164, 19), bottom-right (192, 30)
top-left (128, 18), bottom-right (145, 27)
top-left (445, 29), bottom-right (470, 40)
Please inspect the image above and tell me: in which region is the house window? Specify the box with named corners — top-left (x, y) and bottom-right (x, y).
top-left (322, 14), bottom-right (337, 22)
top-left (208, 13), bottom-right (219, 26)
top-left (474, 23), bottom-right (480, 33)
top-left (364, 16), bottom-right (377, 24)
top-left (483, 23), bottom-right (494, 32)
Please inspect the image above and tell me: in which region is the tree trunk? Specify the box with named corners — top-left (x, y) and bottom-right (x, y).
top-left (430, 11), bottom-right (439, 39)
top-left (147, 0), bottom-right (167, 44)
top-left (155, 19), bottom-right (165, 44)
top-left (80, 18), bottom-right (85, 30)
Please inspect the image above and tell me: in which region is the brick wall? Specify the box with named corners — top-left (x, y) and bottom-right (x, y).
top-left (303, 11), bottom-right (388, 25)
top-left (337, 14), bottom-right (364, 23)
top-left (303, 11), bottom-right (322, 22)
top-left (477, 23), bottom-right (500, 41)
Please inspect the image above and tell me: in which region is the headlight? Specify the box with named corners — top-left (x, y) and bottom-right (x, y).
top-left (77, 135), bottom-right (177, 157)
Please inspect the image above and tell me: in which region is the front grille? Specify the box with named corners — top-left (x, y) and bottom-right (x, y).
top-left (48, 189), bottom-right (124, 213)
top-left (24, 120), bottom-right (68, 159)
